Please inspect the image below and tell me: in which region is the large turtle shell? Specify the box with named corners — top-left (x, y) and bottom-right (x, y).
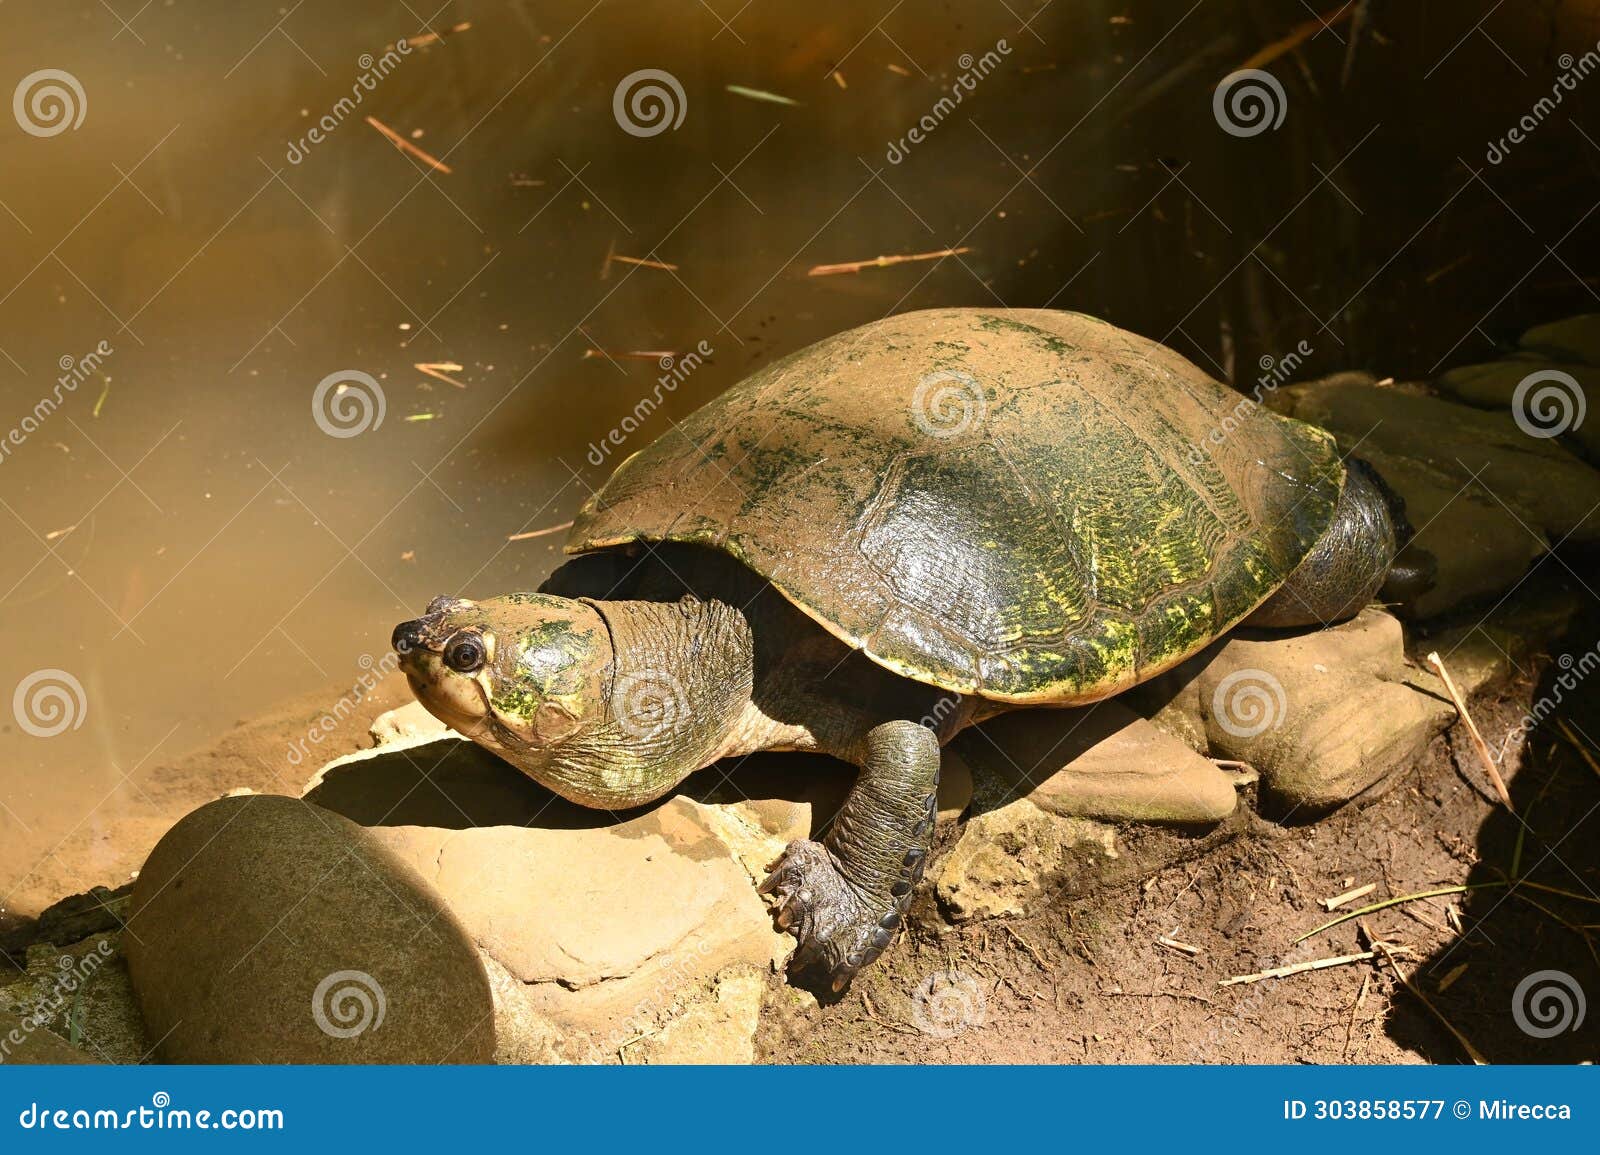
top-left (568, 308), bottom-right (1342, 704)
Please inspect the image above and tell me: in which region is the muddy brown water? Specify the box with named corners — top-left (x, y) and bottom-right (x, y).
top-left (1, 0), bottom-right (1597, 954)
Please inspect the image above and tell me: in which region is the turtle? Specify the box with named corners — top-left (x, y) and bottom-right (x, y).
top-left (392, 308), bottom-right (1434, 990)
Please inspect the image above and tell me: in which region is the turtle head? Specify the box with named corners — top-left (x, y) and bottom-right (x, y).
top-left (391, 593), bottom-right (612, 765)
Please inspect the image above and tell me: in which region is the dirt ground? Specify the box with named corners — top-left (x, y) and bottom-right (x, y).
top-left (758, 619), bottom-right (1600, 1066)
top-left (7, 603), bottom-right (1598, 1066)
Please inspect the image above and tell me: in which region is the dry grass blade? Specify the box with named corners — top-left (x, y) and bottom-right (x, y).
top-left (1555, 718), bottom-right (1600, 781)
top-left (1294, 882), bottom-right (1503, 944)
top-left (1363, 921), bottom-right (1487, 1065)
top-left (1219, 949), bottom-right (1388, 987)
top-left (1427, 651), bottom-right (1514, 810)
top-left (1321, 882), bottom-right (1376, 911)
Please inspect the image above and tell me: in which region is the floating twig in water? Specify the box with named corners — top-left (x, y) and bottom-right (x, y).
top-left (808, 247), bottom-right (971, 277)
top-left (366, 116), bottom-right (453, 174)
top-left (1235, 3), bottom-right (1359, 72)
top-left (580, 348), bottom-right (681, 362)
top-left (414, 362), bottom-right (466, 389)
top-left (601, 254), bottom-right (672, 271)
top-left (408, 21), bottom-right (471, 48)
top-left (726, 84), bottom-right (801, 106)
top-left (508, 520), bottom-right (574, 542)
top-left (404, 413), bottom-right (437, 422)
top-left (831, 70), bottom-right (847, 89)
top-left (1427, 651), bottom-right (1513, 810)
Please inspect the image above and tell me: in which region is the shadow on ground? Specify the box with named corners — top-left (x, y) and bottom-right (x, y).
top-left (1388, 604), bottom-right (1600, 1063)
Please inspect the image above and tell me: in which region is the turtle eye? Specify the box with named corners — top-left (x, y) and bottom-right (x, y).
top-left (443, 633), bottom-right (486, 674)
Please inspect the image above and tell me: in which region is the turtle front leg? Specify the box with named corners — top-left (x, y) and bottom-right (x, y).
top-left (761, 719), bottom-right (939, 991)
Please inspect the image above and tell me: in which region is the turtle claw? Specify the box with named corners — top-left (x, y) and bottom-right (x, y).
top-left (761, 839), bottom-right (896, 991)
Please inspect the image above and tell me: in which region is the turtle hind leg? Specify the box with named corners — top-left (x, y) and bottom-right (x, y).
top-left (1245, 456), bottom-right (1434, 628)
top-left (761, 719), bottom-right (939, 992)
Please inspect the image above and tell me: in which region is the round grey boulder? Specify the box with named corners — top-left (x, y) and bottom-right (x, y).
top-left (124, 795), bottom-right (493, 1063)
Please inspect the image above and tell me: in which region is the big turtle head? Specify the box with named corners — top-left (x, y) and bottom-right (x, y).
top-left (391, 593), bottom-right (612, 766)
